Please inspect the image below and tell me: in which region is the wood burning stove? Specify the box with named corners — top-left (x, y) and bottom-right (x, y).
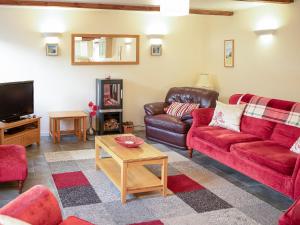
top-left (96, 79), bottom-right (123, 135)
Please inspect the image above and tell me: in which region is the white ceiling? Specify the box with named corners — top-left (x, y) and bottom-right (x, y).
top-left (32, 0), bottom-right (266, 11)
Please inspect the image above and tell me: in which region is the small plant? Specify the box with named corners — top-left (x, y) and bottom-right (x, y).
top-left (88, 101), bottom-right (98, 118)
top-left (86, 101), bottom-right (99, 139)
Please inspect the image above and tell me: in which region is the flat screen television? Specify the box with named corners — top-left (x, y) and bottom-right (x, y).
top-left (0, 81), bottom-right (34, 122)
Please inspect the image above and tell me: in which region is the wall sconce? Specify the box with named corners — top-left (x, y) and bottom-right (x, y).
top-left (146, 34), bottom-right (165, 45)
top-left (254, 29), bottom-right (277, 36)
top-left (42, 32), bottom-right (62, 44)
top-left (254, 29), bottom-right (277, 44)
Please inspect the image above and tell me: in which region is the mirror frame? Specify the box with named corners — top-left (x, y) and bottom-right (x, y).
top-left (71, 34), bottom-right (140, 65)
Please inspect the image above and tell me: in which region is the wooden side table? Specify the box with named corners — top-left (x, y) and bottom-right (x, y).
top-left (49, 111), bottom-right (88, 144)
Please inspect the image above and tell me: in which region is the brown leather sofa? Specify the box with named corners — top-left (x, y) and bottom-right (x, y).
top-left (144, 87), bottom-right (219, 149)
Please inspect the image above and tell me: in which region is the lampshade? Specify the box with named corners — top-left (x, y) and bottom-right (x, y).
top-left (160, 0), bottom-right (190, 16)
top-left (195, 74), bottom-right (214, 89)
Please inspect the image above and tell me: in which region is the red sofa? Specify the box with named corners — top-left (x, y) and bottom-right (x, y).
top-left (0, 185), bottom-right (93, 225)
top-left (187, 94), bottom-right (300, 200)
top-left (279, 197), bottom-right (300, 225)
top-left (0, 145), bottom-right (28, 193)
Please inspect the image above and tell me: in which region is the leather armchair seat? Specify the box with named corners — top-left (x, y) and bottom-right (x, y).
top-left (144, 87), bottom-right (218, 149)
top-left (145, 114), bottom-right (189, 134)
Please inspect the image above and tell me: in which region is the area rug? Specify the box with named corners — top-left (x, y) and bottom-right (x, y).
top-left (44, 144), bottom-right (282, 225)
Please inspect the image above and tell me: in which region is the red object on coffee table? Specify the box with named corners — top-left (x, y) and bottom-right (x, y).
top-left (115, 136), bottom-right (144, 148)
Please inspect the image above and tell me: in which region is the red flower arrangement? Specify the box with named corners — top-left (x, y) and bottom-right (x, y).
top-left (88, 101), bottom-right (99, 117)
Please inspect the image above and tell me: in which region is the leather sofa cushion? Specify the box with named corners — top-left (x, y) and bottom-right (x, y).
top-left (145, 114), bottom-right (189, 134)
top-left (240, 116), bottom-right (276, 140)
top-left (271, 123), bottom-right (300, 148)
top-left (231, 141), bottom-right (298, 176)
top-left (191, 126), bottom-right (260, 151)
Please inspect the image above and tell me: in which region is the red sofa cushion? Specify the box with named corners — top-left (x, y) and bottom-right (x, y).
top-left (145, 114), bottom-right (189, 133)
top-left (191, 126), bottom-right (261, 152)
top-left (231, 141), bottom-right (298, 176)
top-left (191, 108), bottom-right (215, 127)
top-left (271, 123), bottom-right (300, 148)
top-left (0, 185), bottom-right (63, 225)
top-left (0, 145), bottom-right (28, 182)
top-left (60, 216), bottom-right (94, 225)
top-left (240, 116), bottom-right (276, 140)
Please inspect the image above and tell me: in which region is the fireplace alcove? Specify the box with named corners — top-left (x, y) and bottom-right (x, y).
top-left (96, 79), bottom-right (123, 135)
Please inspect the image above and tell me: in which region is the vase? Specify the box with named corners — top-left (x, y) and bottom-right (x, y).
top-left (86, 116), bottom-right (96, 140)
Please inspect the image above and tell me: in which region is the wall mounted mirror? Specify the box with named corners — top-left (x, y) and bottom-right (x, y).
top-left (71, 34), bottom-right (139, 65)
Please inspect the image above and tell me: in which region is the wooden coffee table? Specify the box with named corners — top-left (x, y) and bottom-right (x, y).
top-left (95, 134), bottom-right (168, 204)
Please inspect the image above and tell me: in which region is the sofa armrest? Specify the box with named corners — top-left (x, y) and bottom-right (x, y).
top-left (144, 102), bottom-right (168, 116)
top-left (293, 156), bottom-right (300, 200)
top-left (279, 196), bottom-right (300, 225)
top-left (0, 185), bottom-right (63, 225)
top-left (191, 108), bottom-right (215, 128)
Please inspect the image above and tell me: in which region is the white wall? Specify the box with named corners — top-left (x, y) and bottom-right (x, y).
top-left (0, 7), bottom-right (207, 135)
top-left (204, 2), bottom-right (300, 102)
top-left (1, 3), bottom-right (299, 136)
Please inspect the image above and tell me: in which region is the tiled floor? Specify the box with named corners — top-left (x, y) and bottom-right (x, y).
top-left (0, 131), bottom-right (293, 211)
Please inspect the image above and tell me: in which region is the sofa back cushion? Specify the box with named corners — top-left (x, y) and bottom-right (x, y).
top-left (271, 124), bottom-right (300, 148)
top-left (165, 87), bottom-right (219, 108)
top-left (230, 94), bottom-right (300, 144)
top-left (240, 116), bottom-right (276, 140)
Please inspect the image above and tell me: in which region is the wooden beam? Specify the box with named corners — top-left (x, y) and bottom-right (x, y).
top-left (0, 0), bottom-right (234, 16)
top-left (236, 0), bottom-right (293, 3)
top-left (190, 9), bottom-right (233, 16)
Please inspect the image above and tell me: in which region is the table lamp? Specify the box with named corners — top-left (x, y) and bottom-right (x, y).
top-left (195, 74), bottom-right (214, 90)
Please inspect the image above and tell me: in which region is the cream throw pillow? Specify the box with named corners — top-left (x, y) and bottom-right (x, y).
top-left (209, 101), bottom-right (246, 132)
top-left (0, 215), bottom-right (31, 225)
top-left (291, 137), bottom-right (300, 154)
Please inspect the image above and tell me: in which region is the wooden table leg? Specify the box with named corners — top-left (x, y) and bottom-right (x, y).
top-left (52, 119), bottom-right (57, 144)
top-left (49, 118), bottom-right (52, 137)
top-left (56, 119), bottom-right (61, 143)
top-left (161, 158), bottom-right (168, 197)
top-left (83, 117), bottom-right (87, 142)
top-left (95, 141), bottom-right (101, 170)
top-left (74, 118), bottom-right (78, 137)
top-left (121, 162), bottom-right (128, 204)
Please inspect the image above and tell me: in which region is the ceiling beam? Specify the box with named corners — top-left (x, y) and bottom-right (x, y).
top-left (0, 0), bottom-right (234, 16)
top-left (236, 0), bottom-right (293, 3)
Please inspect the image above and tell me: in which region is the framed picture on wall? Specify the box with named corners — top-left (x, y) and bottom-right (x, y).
top-left (224, 40), bottom-right (234, 67)
top-left (46, 44), bottom-right (59, 56)
top-left (151, 44), bottom-right (162, 56)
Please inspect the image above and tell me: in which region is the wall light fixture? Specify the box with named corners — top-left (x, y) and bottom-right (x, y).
top-left (42, 32), bottom-right (63, 44)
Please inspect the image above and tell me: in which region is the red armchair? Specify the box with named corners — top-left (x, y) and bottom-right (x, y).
top-left (279, 198), bottom-right (300, 225)
top-left (0, 145), bottom-right (28, 193)
top-left (0, 185), bottom-right (93, 225)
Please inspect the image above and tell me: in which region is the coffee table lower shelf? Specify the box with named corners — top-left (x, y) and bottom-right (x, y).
top-left (96, 158), bottom-right (163, 196)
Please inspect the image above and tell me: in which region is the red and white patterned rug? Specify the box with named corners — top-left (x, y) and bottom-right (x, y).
top-left (44, 144), bottom-right (282, 225)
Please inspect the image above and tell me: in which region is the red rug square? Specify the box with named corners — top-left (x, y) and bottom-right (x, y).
top-left (130, 220), bottom-right (164, 225)
top-left (52, 171), bottom-right (90, 189)
top-left (167, 174), bottom-right (205, 193)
